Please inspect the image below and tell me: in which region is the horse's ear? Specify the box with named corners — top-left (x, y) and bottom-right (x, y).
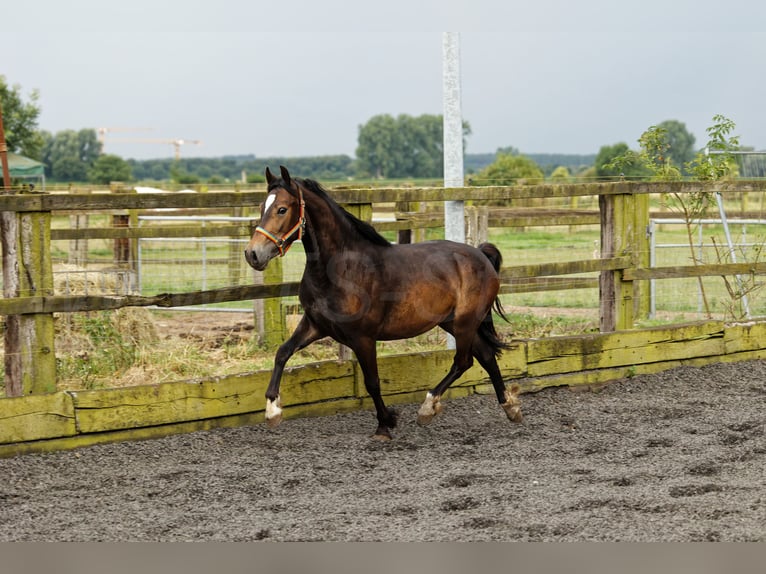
top-left (279, 165), bottom-right (292, 188)
top-left (265, 167), bottom-right (276, 185)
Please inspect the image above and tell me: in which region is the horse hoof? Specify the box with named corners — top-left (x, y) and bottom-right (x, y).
top-left (417, 392), bottom-right (442, 426)
top-left (417, 413), bottom-right (434, 426)
top-left (502, 386), bottom-right (523, 423)
top-left (265, 397), bottom-right (283, 428)
top-left (503, 404), bottom-right (524, 423)
top-left (372, 427), bottom-right (393, 441)
top-left (266, 413), bottom-right (283, 428)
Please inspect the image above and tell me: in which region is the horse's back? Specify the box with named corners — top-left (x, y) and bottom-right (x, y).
top-left (386, 239), bottom-right (501, 305)
top-left (392, 240), bottom-right (499, 280)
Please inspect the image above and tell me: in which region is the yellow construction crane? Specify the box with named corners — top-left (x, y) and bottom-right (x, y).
top-left (103, 138), bottom-right (203, 160)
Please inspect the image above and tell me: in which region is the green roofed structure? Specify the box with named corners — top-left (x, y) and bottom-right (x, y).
top-left (3, 152), bottom-right (46, 189)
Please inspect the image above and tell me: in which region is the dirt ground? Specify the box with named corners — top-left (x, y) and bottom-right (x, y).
top-left (1, 359), bottom-right (764, 542)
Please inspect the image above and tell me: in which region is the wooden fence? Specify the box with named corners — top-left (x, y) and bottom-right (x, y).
top-left (3, 180), bottom-right (766, 454)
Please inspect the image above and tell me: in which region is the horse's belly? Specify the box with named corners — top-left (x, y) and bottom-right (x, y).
top-left (377, 321), bottom-right (439, 341)
top-left (377, 299), bottom-right (452, 340)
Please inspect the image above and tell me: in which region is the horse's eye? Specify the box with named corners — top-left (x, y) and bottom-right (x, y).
top-left (277, 207), bottom-right (288, 215)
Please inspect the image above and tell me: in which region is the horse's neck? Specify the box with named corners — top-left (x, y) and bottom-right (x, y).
top-left (302, 195), bottom-right (371, 266)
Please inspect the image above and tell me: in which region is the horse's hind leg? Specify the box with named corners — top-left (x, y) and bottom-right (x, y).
top-left (417, 326), bottom-right (475, 426)
top-left (472, 335), bottom-right (523, 423)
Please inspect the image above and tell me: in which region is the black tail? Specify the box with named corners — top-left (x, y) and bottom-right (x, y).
top-left (479, 242), bottom-right (509, 323)
top-left (478, 242), bottom-right (512, 357)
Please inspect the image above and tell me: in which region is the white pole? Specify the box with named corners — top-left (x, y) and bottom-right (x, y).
top-left (443, 32), bottom-right (464, 349)
top-left (715, 192), bottom-right (751, 318)
top-left (443, 32), bottom-right (465, 245)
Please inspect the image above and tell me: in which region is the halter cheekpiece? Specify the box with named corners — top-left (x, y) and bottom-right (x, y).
top-left (254, 185), bottom-right (306, 256)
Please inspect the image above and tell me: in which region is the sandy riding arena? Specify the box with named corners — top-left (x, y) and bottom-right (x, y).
top-left (1, 360), bottom-right (763, 541)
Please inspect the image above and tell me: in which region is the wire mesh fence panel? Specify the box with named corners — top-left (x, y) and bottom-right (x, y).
top-left (650, 218), bottom-right (766, 321)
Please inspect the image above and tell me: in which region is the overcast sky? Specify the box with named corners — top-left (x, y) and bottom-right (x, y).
top-left (5, 0), bottom-right (766, 160)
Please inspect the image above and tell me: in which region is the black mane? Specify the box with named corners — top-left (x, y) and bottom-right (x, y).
top-left (297, 178), bottom-right (391, 248)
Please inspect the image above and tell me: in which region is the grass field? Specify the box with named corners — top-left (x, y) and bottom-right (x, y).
top-left (53, 204), bottom-right (766, 321)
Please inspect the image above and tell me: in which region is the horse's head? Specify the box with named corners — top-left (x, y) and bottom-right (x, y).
top-left (245, 166), bottom-right (306, 271)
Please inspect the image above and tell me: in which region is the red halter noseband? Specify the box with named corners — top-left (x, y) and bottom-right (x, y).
top-left (254, 186), bottom-right (306, 256)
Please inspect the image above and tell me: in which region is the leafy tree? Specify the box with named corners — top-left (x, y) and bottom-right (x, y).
top-left (170, 162), bottom-right (200, 185)
top-left (496, 146), bottom-right (520, 156)
top-left (0, 76), bottom-right (44, 158)
top-left (355, 113), bottom-right (470, 179)
top-left (639, 126), bottom-right (681, 180)
top-left (614, 115), bottom-right (742, 317)
top-left (599, 120), bottom-right (694, 181)
top-left (41, 129), bottom-right (101, 181)
top-left (470, 152), bottom-right (544, 186)
top-left (657, 119), bottom-right (696, 169)
top-left (128, 154), bottom-right (355, 183)
top-left (685, 114), bottom-right (740, 181)
top-left (356, 114), bottom-right (403, 178)
top-left (607, 117), bottom-right (739, 184)
top-left (550, 166), bottom-right (571, 182)
top-left (88, 154), bottom-right (132, 184)
top-left (595, 142), bottom-right (649, 180)
top-left (246, 172), bottom-right (266, 184)
top-left (52, 156), bottom-right (89, 182)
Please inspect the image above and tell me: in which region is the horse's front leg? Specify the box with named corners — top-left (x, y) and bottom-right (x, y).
top-left (353, 338), bottom-right (398, 440)
top-left (264, 316), bottom-right (323, 427)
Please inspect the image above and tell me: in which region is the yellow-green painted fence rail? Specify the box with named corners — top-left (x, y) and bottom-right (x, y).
top-left (2, 319), bottom-right (766, 457)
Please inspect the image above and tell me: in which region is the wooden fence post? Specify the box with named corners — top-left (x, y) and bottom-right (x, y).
top-left (465, 205), bottom-right (488, 247)
top-left (599, 191), bottom-right (650, 332)
top-left (229, 205), bottom-right (244, 287)
top-left (633, 192), bottom-right (651, 321)
top-left (2, 206), bottom-right (56, 396)
top-left (600, 194), bottom-right (619, 331)
top-left (252, 218), bottom-right (287, 347)
top-left (396, 201), bottom-right (412, 244)
top-left (110, 183), bottom-right (136, 272)
top-left (68, 186), bottom-right (89, 267)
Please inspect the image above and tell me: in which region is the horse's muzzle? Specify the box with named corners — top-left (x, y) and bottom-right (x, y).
top-left (244, 248), bottom-right (268, 271)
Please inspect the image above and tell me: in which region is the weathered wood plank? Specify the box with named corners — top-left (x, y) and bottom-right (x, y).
top-left (0, 263), bottom-right (607, 315)
top-left (0, 392), bottom-right (76, 444)
top-left (724, 321), bottom-right (766, 354)
top-left (519, 345), bottom-right (766, 394)
top-left (71, 372), bottom-right (268, 433)
top-left (0, 396), bottom-right (362, 458)
top-left (52, 224), bottom-right (252, 241)
top-left (365, 345), bottom-right (526, 398)
top-left (526, 321), bottom-right (725, 376)
top-left (4, 180), bottom-right (766, 213)
top-left (528, 321), bottom-right (724, 361)
top-left (624, 262), bottom-right (766, 281)
top-left (501, 277), bottom-right (597, 293)
top-left (0, 191), bottom-right (267, 212)
top-left (0, 283), bottom-right (302, 315)
top-left (500, 257), bottom-right (630, 281)
top-left (71, 362), bottom-right (355, 433)
top-left (280, 361), bottom-right (356, 406)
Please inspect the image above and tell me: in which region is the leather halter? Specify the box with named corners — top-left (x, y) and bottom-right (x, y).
top-left (254, 185), bottom-right (306, 256)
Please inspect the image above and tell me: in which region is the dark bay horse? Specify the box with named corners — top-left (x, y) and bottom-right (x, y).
top-left (244, 166), bottom-right (522, 439)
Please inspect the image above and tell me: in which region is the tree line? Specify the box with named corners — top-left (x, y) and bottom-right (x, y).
top-left (2, 75), bottom-right (750, 187)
